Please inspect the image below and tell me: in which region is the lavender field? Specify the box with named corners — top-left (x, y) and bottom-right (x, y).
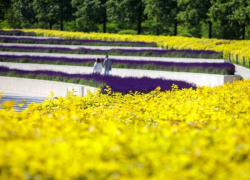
top-left (0, 44), bottom-right (223, 59)
top-left (0, 54), bottom-right (235, 75)
top-left (0, 66), bottom-right (196, 94)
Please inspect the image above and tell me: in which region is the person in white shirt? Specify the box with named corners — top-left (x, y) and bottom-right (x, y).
top-left (93, 58), bottom-right (102, 74)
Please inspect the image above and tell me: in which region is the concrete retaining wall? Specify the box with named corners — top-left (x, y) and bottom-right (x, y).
top-left (0, 43), bottom-right (162, 50)
top-left (0, 62), bottom-right (241, 87)
top-left (0, 76), bottom-right (97, 97)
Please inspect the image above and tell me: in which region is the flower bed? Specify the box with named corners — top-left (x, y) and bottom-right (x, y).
top-left (0, 30), bottom-right (36, 36)
top-left (0, 79), bottom-right (250, 180)
top-left (0, 66), bottom-right (195, 93)
top-left (0, 36), bottom-right (158, 47)
top-left (0, 45), bottom-right (223, 59)
top-left (5, 29), bottom-right (249, 66)
top-left (0, 55), bottom-right (235, 75)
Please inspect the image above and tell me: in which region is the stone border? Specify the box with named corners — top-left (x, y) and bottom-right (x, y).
top-left (0, 62), bottom-right (241, 87)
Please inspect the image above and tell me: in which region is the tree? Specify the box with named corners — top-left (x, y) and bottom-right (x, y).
top-left (33, 0), bottom-right (74, 31)
top-left (33, 0), bottom-right (58, 29)
top-left (230, 0), bottom-right (250, 39)
top-left (209, 0), bottom-right (250, 39)
top-left (177, 0), bottom-right (212, 38)
top-left (143, 0), bottom-right (179, 36)
top-left (11, 0), bottom-right (37, 28)
top-left (107, 0), bottom-right (145, 34)
top-left (72, 0), bottom-right (107, 32)
top-left (57, 0), bottom-right (75, 31)
top-left (0, 0), bottom-right (11, 21)
top-left (101, 0), bottom-right (108, 33)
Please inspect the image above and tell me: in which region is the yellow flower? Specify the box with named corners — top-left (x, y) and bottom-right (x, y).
top-left (1, 101), bottom-right (15, 110)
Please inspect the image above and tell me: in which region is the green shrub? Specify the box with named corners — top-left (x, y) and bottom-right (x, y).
top-left (117, 29), bottom-right (137, 35)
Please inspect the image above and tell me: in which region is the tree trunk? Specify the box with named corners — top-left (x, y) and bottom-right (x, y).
top-left (242, 24), bottom-right (246, 40)
top-left (209, 21), bottom-right (212, 39)
top-left (60, 15), bottom-right (63, 31)
top-left (10, 4), bottom-right (13, 24)
top-left (137, 2), bottom-right (142, 34)
top-left (49, 22), bottom-right (53, 30)
top-left (103, 7), bottom-right (107, 33)
top-left (174, 21), bottom-right (178, 36)
top-left (101, 0), bottom-right (107, 33)
top-left (60, 5), bottom-right (64, 31)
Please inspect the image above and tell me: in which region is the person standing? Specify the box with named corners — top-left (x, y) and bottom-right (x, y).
top-left (103, 55), bottom-right (112, 75)
top-left (93, 58), bottom-right (102, 74)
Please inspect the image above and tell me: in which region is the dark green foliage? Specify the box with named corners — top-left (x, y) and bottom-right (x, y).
top-left (1, 0), bottom-right (250, 39)
top-left (72, 0), bottom-right (107, 32)
top-left (177, 0), bottom-right (212, 38)
top-left (144, 0), bottom-right (179, 35)
top-left (0, 0), bottom-right (11, 20)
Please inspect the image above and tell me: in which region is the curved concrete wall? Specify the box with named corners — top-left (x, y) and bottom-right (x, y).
top-left (0, 76), bottom-right (97, 97)
top-left (0, 62), bottom-right (241, 87)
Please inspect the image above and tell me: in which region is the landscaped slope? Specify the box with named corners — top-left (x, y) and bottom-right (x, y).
top-left (0, 79), bottom-right (250, 180)
top-left (10, 29), bottom-right (250, 66)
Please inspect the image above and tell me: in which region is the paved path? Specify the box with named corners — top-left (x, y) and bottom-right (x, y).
top-left (0, 43), bottom-right (162, 50)
top-left (0, 52), bottom-right (227, 63)
top-left (235, 65), bottom-right (250, 79)
top-left (0, 91), bottom-right (47, 111)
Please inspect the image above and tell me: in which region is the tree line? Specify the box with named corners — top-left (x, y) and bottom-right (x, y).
top-left (0, 0), bottom-right (250, 40)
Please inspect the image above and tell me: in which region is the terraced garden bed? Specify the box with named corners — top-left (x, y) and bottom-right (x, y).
top-left (0, 55), bottom-right (235, 75)
top-left (0, 30), bottom-right (36, 36)
top-left (0, 36), bottom-right (158, 47)
top-left (0, 66), bottom-right (195, 94)
top-left (0, 45), bottom-right (223, 59)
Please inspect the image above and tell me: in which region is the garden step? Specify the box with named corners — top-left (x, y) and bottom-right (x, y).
top-left (0, 62), bottom-right (241, 87)
top-left (0, 42), bottom-right (162, 50)
top-left (0, 52), bottom-right (227, 63)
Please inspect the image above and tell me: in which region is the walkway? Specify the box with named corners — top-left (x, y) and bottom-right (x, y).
top-left (235, 65), bottom-right (250, 79)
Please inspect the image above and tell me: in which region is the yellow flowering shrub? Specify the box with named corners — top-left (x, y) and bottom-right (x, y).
top-left (1, 80), bottom-right (250, 180)
top-left (15, 29), bottom-right (250, 66)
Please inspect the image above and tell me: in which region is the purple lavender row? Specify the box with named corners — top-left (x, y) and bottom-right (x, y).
top-left (0, 66), bottom-right (196, 93)
top-left (0, 36), bottom-right (157, 46)
top-left (0, 45), bottom-right (222, 57)
top-left (0, 54), bottom-right (235, 72)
